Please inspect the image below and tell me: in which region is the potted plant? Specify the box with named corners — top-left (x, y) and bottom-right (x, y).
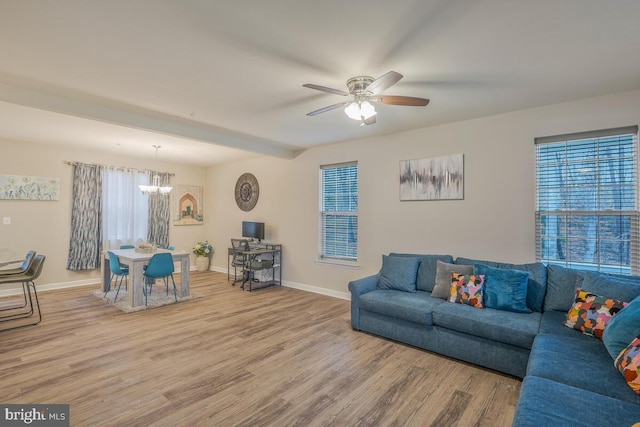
top-left (192, 241), bottom-right (213, 272)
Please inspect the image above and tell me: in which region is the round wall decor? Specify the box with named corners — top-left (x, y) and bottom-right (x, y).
top-left (235, 173), bottom-right (259, 211)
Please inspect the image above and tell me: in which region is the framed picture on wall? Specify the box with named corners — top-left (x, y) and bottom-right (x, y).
top-left (400, 154), bottom-right (464, 201)
top-left (173, 185), bottom-right (203, 225)
top-left (0, 174), bottom-right (60, 200)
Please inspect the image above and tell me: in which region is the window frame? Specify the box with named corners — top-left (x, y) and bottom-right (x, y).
top-left (318, 161), bottom-right (359, 266)
top-left (534, 126), bottom-right (639, 275)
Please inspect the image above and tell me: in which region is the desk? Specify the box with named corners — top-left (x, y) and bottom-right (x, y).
top-left (102, 249), bottom-right (190, 307)
top-left (228, 244), bottom-right (282, 291)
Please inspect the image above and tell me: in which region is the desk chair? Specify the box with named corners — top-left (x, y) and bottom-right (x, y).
top-left (230, 239), bottom-right (251, 286)
top-left (0, 254), bottom-right (45, 330)
top-left (143, 253), bottom-right (177, 305)
top-left (106, 251), bottom-right (129, 303)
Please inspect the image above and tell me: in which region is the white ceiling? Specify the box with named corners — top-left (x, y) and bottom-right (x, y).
top-left (1, 0), bottom-right (639, 166)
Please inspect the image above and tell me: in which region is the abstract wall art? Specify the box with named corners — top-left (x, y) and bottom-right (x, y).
top-left (400, 154), bottom-right (464, 201)
top-left (0, 174), bottom-right (60, 200)
top-left (173, 185), bottom-right (203, 226)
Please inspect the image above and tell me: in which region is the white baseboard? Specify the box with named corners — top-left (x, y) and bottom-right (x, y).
top-left (0, 268), bottom-right (352, 301)
top-left (209, 266), bottom-right (351, 300)
top-left (281, 279), bottom-right (350, 301)
top-left (0, 278), bottom-right (97, 297)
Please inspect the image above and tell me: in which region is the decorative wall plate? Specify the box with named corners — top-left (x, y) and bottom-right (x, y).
top-left (235, 173), bottom-right (259, 211)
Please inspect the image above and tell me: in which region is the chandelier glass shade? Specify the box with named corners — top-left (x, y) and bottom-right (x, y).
top-left (139, 145), bottom-right (172, 195)
top-left (139, 174), bottom-right (172, 195)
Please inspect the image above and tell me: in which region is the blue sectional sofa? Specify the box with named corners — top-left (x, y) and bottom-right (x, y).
top-left (348, 253), bottom-right (640, 426)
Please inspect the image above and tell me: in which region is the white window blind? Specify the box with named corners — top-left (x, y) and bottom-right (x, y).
top-left (535, 126), bottom-right (639, 274)
top-left (320, 162), bottom-right (358, 262)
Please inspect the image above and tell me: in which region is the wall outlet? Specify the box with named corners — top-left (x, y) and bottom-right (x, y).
top-left (2, 217), bottom-right (10, 225)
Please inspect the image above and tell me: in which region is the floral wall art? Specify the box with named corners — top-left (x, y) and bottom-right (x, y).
top-left (0, 174), bottom-right (60, 200)
top-left (400, 154), bottom-right (464, 201)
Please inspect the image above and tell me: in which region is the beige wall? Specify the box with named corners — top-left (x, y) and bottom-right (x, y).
top-left (207, 89), bottom-right (640, 298)
top-left (0, 140), bottom-right (207, 288)
top-left (1, 89), bottom-right (639, 297)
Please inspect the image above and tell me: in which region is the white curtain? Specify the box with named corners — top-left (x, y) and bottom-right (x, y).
top-left (102, 169), bottom-right (149, 249)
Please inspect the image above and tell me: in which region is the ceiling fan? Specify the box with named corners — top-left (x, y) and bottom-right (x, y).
top-left (303, 71), bottom-right (429, 126)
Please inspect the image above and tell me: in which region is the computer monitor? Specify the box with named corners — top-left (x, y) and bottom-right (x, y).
top-left (242, 221), bottom-right (265, 241)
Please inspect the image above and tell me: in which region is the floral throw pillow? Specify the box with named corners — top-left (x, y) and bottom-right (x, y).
top-left (614, 335), bottom-right (640, 395)
top-left (449, 273), bottom-right (485, 309)
top-left (565, 288), bottom-right (628, 339)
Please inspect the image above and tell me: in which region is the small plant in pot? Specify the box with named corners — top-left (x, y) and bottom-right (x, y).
top-left (192, 241), bottom-right (213, 272)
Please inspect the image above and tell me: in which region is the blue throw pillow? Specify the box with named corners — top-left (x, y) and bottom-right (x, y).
top-left (603, 295), bottom-right (640, 360)
top-left (474, 263), bottom-right (531, 313)
top-left (378, 255), bottom-right (420, 292)
top-left (456, 257), bottom-right (547, 312)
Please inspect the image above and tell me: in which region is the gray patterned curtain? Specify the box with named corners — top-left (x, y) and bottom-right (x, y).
top-left (146, 171), bottom-right (171, 248)
top-left (67, 163), bottom-right (104, 270)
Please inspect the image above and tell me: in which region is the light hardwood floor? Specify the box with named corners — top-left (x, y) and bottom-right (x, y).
top-left (0, 271), bottom-right (521, 426)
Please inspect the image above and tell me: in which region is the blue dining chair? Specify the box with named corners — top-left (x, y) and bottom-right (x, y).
top-left (118, 244), bottom-right (135, 269)
top-left (106, 251), bottom-right (129, 303)
top-left (167, 245), bottom-right (175, 251)
top-left (143, 253), bottom-right (177, 305)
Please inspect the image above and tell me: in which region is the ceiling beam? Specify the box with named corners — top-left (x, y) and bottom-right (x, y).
top-left (0, 81), bottom-right (296, 159)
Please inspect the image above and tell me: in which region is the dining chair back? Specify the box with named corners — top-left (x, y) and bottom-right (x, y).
top-left (167, 245), bottom-right (175, 251)
top-left (0, 254), bottom-right (46, 330)
top-left (143, 253), bottom-right (177, 305)
top-left (119, 245), bottom-right (135, 249)
top-left (106, 251), bottom-right (129, 303)
top-left (0, 250), bottom-right (37, 276)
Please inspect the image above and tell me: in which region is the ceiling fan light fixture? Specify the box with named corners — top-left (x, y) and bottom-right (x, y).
top-left (344, 102), bottom-right (361, 120)
top-left (360, 101), bottom-right (376, 119)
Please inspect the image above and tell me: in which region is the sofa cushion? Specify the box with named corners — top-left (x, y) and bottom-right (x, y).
top-left (539, 310), bottom-right (596, 343)
top-left (582, 271), bottom-right (640, 304)
top-left (564, 288), bottom-right (627, 340)
top-left (432, 302), bottom-right (541, 349)
top-left (456, 257), bottom-right (547, 313)
top-left (474, 263), bottom-right (530, 313)
top-left (527, 334), bottom-right (640, 404)
top-left (512, 376), bottom-right (640, 427)
top-left (544, 264), bottom-right (585, 312)
top-left (378, 255), bottom-right (420, 292)
top-left (545, 265), bottom-right (640, 312)
top-left (448, 273), bottom-right (484, 308)
top-left (389, 253), bottom-right (454, 292)
top-left (432, 260), bottom-right (473, 299)
top-left (604, 295), bottom-right (640, 360)
top-left (359, 289), bottom-right (444, 325)
top-left (614, 335), bottom-right (640, 396)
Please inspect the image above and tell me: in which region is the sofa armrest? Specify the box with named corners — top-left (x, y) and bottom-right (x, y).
top-left (348, 274), bottom-right (379, 296)
top-left (348, 274), bottom-right (379, 330)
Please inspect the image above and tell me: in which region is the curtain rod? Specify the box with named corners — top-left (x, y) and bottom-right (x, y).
top-left (63, 161), bottom-right (175, 177)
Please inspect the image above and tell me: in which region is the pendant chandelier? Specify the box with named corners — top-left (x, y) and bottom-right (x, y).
top-left (139, 145), bottom-right (172, 195)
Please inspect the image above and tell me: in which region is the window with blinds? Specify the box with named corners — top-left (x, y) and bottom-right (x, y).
top-left (535, 126), bottom-right (639, 274)
top-left (320, 162), bottom-right (358, 262)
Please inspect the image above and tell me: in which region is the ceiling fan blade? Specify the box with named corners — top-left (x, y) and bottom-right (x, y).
top-left (302, 84), bottom-right (348, 96)
top-left (306, 102), bottom-right (349, 116)
top-left (366, 71), bottom-right (403, 95)
top-left (375, 96), bottom-right (430, 106)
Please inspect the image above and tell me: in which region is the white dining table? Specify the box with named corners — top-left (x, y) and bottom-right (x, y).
top-left (102, 248), bottom-right (190, 307)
